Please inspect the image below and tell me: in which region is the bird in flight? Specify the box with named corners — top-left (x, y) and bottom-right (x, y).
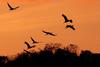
top-left (42, 30), bottom-right (56, 36)
top-left (24, 41), bottom-right (35, 49)
top-left (62, 14), bottom-right (72, 23)
top-left (30, 37), bottom-right (39, 44)
top-left (66, 25), bottom-right (75, 30)
top-left (7, 2), bottom-right (20, 10)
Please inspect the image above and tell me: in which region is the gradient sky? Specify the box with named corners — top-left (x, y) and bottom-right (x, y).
top-left (0, 0), bottom-right (100, 56)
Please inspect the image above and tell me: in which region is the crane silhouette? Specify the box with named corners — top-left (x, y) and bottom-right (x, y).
top-left (30, 37), bottom-right (39, 44)
top-left (24, 41), bottom-right (35, 49)
top-left (62, 14), bottom-right (72, 23)
top-left (42, 30), bottom-right (56, 36)
top-left (7, 2), bottom-right (19, 10)
top-left (66, 25), bottom-right (75, 30)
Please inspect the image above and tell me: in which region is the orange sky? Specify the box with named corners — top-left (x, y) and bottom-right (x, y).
top-left (0, 0), bottom-right (100, 56)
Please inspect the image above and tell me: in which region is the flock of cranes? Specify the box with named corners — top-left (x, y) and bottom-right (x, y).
top-left (6, 2), bottom-right (78, 52)
top-left (7, 2), bottom-right (76, 31)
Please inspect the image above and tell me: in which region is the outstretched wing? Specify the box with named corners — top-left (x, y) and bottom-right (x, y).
top-left (15, 6), bottom-right (20, 9)
top-left (66, 25), bottom-right (75, 30)
top-left (24, 41), bottom-right (31, 49)
top-left (42, 30), bottom-right (49, 35)
top-left (31, 37), bottom-right (35, 42)
top-left (31, 37), bottom-right (38, 43)
top-left (42, 30), bottom-right (47, 33)
top-left (71, 26), bottom-right (75, 30)
top-left (7, 3), bottom-right (13, 9)
top-left (62, 14), bottom-right (68, 21)
top-left (49, 33), bottom-right (56, 36)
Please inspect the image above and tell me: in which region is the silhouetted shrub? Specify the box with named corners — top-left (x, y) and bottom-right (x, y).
top-left (0, 56), bottom-right (8, 64)
top-left (0, 43), bottom-right (100, 67)
top-left (64, 44), bottom-right (80, 56)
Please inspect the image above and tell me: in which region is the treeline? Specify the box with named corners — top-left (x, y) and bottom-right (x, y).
top-left (0, 43), bottom-right (100, 67)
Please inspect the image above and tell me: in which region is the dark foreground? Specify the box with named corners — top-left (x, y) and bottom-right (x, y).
top-left (0, 49), bottom-right (100, 67)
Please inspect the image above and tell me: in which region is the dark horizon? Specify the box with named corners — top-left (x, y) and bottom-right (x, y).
top-left (0, 43), bottom-right (100, 66)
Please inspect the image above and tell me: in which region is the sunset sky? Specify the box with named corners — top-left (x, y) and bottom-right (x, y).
top-left (0, 0), bottom-right (100, 56)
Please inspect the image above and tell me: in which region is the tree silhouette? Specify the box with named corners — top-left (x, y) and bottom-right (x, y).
top-left (0, 43), bottom-right (100, 66)
top-left (65, 44), bottom-right (79, 55)
top-left (44, 43), bottom-right (61, 53)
